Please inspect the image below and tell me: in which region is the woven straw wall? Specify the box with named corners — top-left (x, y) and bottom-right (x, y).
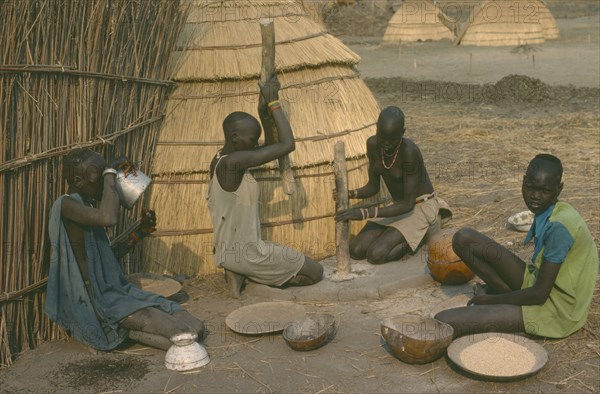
top-left (383, 0), bottom-right (454, 43)
top-left (145, 0), bottom-right (382, 276)
top-left (0, 0), bottom-right (188, 367)
top-left (460, 0), bottom-right (546, 46)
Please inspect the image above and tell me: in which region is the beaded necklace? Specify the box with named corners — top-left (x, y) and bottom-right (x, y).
top-left (381, 139), bottom-right (402, 170)
top-left (215, 149), bottom-right (227, 160)
top-left (212, 150), bottom-right (225, 177)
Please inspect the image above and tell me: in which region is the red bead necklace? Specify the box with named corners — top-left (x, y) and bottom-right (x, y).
top-left (381, 139), bottom-right (402, 169)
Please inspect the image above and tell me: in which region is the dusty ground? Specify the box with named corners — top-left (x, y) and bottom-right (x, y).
top-left (346, 16), bottom-right (600, 88)
top-left (1, 3), bottom-right (599, 394)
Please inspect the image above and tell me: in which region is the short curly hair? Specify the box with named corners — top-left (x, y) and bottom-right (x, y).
top-left (62, 148), bottom-right (98, 185)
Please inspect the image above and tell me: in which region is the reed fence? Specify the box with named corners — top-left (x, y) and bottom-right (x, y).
top-left (0, 0), bottom-right (188, 366)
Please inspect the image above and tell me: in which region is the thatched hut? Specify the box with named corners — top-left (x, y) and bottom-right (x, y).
top-left (535, 0), bottom-right (559, 39)
top-left (383, 0), bottom-right (454, 43)
top-left (296, 0), bottom-right (336, 24)
top-left (0, 0), bottom-right (188, 366)
top-left (457, 0), bottom-right (546, 46)
top-left (145, 0), bottom-right (382, 276)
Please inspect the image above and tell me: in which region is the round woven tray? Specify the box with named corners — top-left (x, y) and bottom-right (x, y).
top-left (429, 294), bottom-right (471, 318)
top-left (126, 273), bottom-right (182, 298)
top-left (447, 332), bottom-right (548, 381)
top-left (226, 302), bottom-right (306, 335)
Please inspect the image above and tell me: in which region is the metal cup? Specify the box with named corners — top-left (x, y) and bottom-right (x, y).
top-left (114, 169), bottom-right (152, 209)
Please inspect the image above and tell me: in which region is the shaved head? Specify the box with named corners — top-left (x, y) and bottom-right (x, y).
top-left (377, 106), bottom-right (405, 139)
top-left (222, 112), bottom-right (261, 140)
top-left (526, 154), bottom-right (563, 185)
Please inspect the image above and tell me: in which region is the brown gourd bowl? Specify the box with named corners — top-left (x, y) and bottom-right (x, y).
top-left (427, 229), bottom-right (475, 285)
top-left (381, 315), bottom-right (454, 364)
top-left (283, 314), bottom-right (337, 351)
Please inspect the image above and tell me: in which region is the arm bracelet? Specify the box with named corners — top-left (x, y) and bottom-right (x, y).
top-left (102, 168), bottom-right (118, 177)
top-left (130, 230), bottom-right (143, 242)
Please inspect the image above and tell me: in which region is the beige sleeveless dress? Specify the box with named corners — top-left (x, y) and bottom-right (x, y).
top-left (207, 156), bottom-right (304, 286)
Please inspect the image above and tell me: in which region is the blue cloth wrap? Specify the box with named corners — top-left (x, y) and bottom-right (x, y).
top-left (45, 194), bottom-right (182, 350)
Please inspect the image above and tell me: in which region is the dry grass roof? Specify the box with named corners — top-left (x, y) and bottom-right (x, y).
top-left (172, 0), bottom-right (358, 81)
top-left (535, 0), bottom-right (560, 39)
top-left (146, 0), bottom-right (382, 275)
top-left (458, 0), bottom-right (546, 46)
top-left (154, 0), bottom-right (379, 175)
top-left (154, 65), bottom-right (377, 174)
top-left (383, 0), bottom-right (454, 43)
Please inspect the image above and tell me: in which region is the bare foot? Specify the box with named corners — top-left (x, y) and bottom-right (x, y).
top-left (284, 274), bottom-right (313, 287)
top-left (86, 345), bottom-right (102, 355)
top-left (473, 282), bottom-right (492, 295)
top-left (224, 269), bottom-right (246, 299)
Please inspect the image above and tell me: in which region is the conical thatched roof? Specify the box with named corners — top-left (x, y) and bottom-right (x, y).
top-left (383, 0), bottom-right (454, 43)
top-left (145, 0), bottom-right (382, 276)
top-left (457, 0), bottom-right (546, 46)
top-left (296, 0), bottom-right (336, 25)
top-left (535, 0), bottom-right (559, 39)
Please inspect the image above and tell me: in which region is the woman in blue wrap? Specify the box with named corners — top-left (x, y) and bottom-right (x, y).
top-left (45, 149), bottom-right (204, 351)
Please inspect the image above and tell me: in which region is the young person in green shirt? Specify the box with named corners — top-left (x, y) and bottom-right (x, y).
top-left (436, 154), bottom-right (598, 338)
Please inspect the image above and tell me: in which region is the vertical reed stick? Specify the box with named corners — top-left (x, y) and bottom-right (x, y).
top-left (469, 53), bottom-right (473, 75)
top-left (334, 141), bottom-right (351, 277)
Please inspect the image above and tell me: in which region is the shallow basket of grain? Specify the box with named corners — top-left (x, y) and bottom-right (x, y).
top-left (447, 332), bottom-right (548, 381)
top-left (380, 315), bottom-right (454, 364)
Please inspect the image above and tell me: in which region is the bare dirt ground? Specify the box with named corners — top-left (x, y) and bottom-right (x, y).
top-left (346, 16), bottom-right (600, 87)
top-left (1, 2), bottom-right (599, 393)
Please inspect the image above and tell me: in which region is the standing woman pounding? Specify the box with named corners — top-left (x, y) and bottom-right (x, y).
top-left (207, 75), bottom-right (323, 298)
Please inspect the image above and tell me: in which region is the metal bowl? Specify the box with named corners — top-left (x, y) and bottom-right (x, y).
top-left (381, 315), bottom-right (454, 364)
top-left (283, 314), bottom-right (337, 351)
top-left (164, 333), bottom-right (210, 371)
top-left (508, 210), bottom-right (534, 232)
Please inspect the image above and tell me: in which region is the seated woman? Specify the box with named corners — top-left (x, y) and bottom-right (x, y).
top-left (46, 149), bottom-right (204, 352)
top-left (435, 154), bottom-right (598, 339)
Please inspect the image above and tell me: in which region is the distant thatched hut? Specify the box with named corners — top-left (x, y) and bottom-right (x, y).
top-left (535, 0), bottom-right (559, 39)
top-left (145, 0), bottom-right (382, 276)
top-left (383, 0), bottom-right (454, 43)
top-left (457, 0), bottom-right (546, 46)
top-left (296, 0), bottom-right (336, 25)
